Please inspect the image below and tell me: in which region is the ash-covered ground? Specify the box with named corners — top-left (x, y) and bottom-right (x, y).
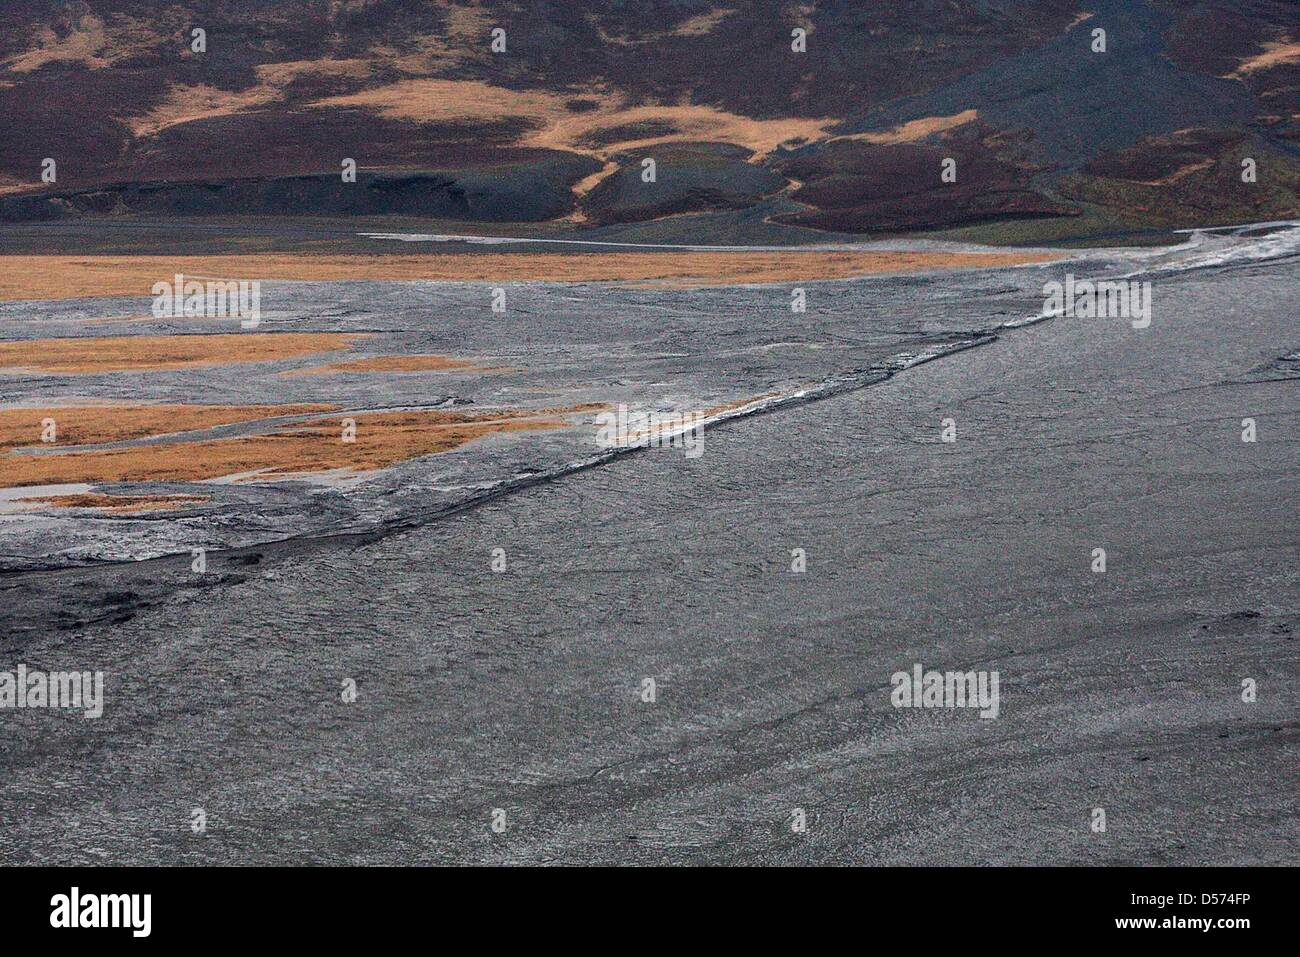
top-left (0, 227), bottom-right (1296, 864)
top-left (2, 227), bottom-right (1294, 570)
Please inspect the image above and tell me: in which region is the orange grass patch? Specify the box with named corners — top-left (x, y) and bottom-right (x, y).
top-left (310, 79), bottom-right (834, 159)
top-left (2, 13), bottom-right (156, 73)
top-left (0, 404), bottom-right (335, 450)
top-left (593, 7), bottom-right (735, 44)
top-left (2, 405), bottom-right (603, 487)
top-left (15, 492), bottom-right (209, 513)
top-left (128, 82), bottom-right (282, 138)
top-left (129, 61), bottom-right (374, 138)
top-left (0, 333), bottom-right (367, 372)
top-left (0, 252), bottom-right (1058, 301)
top-left (1229, 39), bottom-right (1300, 77)
top-left (0, 173), bottom-right (29, 196)
top-left (1133, 157), bottom-right (1218, 186)
top-left (837, 109), bottom-right (979, 145)
top-left (570, 160), bottom-right (621, 199)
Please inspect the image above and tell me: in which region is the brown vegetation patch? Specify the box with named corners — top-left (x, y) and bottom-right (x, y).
top-left (0, 253), bottom-right (1057, 300)
top-left (570, 161), bottom-right (621, 200)
top-left (616, 250), bottom-right (1057, 286)
top-left (1133, 157), bottom-right (1217, 186)
top-left (15, 492), bottom-right (209, 513)
top-left (253, 59), bottom-right (374, 86)
top-left (1229, 39), bottom-right (1300, 77)
top-left (671, 8), bottom-right (736, 37)
top-left (1081, 129), bottom-right (1243, 183)
top-left (772, 134), bottom-right (1076, 233)
top-left (1062, 130), bottom-right (1300, 229)
top-left (359, 4), bottom-right (495, 74)
top-left (0, 334), bottom-right (365, 372)
top-left (129, 60), bottom-right (375, 138)
top-left (128, 83), bottom-right (284, 138)
top-left (2, 13), bottom-right (156, 73)
top-left (3, 406), bottom-right (603, 487)
top-left (838, 110), bottom-right (979, 145)
top-left (590, 7), bottom-right (736, 44)
top-left (310, 79), bottom-right (834, 161)
top-left (0, 404), bottom-right (335, 450)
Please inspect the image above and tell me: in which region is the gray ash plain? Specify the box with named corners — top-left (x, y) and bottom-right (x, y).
top-left (0, 228), bottom-right (1296, 864)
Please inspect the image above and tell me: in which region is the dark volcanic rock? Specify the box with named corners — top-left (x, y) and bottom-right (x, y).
top-left (0, 156), bottom-right (602, 222)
